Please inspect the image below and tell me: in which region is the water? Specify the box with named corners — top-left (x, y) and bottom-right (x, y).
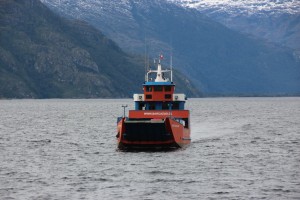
top-left (0, 98), bottom-right (299, 199)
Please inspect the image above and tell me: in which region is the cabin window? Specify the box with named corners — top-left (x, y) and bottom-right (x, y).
top-left (165, 86), bottom-right (171, 92)
top-left (162, 103), bottom-right (169, 110)
top-left (162, 102), bottom-right (173, 110)
top-left (138, 103), bottom-right (146, 110)
top-left (148, 103), bottom-right (155, 110)
top-left (145, 86), bottom-right (152, 92)
top-left (146, 95), bottom-right (152, 99)
top-left (154, 86), bottom-right (163, 91)
top-left (172, 102), bottom-right (180, 110)
top-left (165, 94), bottom-right (171, 99)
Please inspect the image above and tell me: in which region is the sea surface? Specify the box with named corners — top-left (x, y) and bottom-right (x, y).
top-left (0, 98), bottom-right (299, 200)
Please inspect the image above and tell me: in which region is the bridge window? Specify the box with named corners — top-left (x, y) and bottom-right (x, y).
top-left (165, 86), bottom-right (171, 92)
top-left (154, 86), bottom-right (163, 91)
top-left (145, 86), bottom-right (152, 92)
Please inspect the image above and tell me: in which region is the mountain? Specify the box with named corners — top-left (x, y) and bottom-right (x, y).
top-left (170, 0), bottom-right (300, 54)
top-left (0, 0), bottom-right (201, 98)
top-left (40, 0), bottom-right (300, 96)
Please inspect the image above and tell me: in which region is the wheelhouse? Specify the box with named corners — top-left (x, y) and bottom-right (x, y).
top-left (133, 82), bottom-right (186, 111)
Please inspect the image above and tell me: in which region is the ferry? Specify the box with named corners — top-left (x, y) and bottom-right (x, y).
top-left (116, 55), bottom-right (191, 150)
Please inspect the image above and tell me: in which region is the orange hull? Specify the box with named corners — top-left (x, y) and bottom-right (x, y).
top-left (117, 116), bottom-right (191, 150)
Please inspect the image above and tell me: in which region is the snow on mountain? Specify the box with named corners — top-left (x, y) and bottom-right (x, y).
top-left (168, 0), bottom-right (300, 16)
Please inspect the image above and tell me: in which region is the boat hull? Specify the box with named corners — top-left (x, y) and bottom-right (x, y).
top-left (117, 117), bottom-right (190, 150)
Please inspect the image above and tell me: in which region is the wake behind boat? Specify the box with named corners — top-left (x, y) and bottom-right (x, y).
top-left (116, 55), bottom-right (191, 150)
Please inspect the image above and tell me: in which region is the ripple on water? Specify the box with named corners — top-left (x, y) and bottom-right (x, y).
top-left (0, 98), bottom-right (299, 199)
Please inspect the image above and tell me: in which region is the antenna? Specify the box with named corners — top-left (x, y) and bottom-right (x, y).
top-left (144, 31), bottom-right (151, 82)
top-left (170, 48), bottom-right (173, 82)
top-left (144, 27), bottom-right (148, 81)
top-left (169, 35), bottom-right (174, 83)
top-left (144, 37), bottom-right (147, 81)
top-left (122, 105), bottom-right (128, 118)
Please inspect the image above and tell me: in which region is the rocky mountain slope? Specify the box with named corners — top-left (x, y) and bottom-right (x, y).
top-left (171, 0), bottom-right (300, 54)
top-left (40, 0), bottom-right (300, 96)
top-left (0, 0), bottom-right (201, 98)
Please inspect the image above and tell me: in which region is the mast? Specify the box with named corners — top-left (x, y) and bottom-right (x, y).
top-left (155, 62), bottom-right (164, 82)
top-left (144, 37), bottom-right (147, 82)
top-left (146, 54), bottom-right (172, 82)
top-left (170, 50), bottom-right (173, 82)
